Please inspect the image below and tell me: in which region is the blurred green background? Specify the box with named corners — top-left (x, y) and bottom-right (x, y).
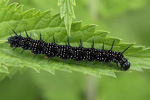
top-left (0, 0), bottom-right (150, 100)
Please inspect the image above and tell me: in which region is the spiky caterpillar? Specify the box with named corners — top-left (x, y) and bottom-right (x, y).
top-left (7, 30), bottom-right (131, 71)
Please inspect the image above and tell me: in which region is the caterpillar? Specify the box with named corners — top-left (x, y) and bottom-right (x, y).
top-left (7, 30), bottom-right (131, 71)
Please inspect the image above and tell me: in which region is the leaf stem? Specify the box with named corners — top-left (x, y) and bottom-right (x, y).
top-left (86, 74), bottom-right (98, 100)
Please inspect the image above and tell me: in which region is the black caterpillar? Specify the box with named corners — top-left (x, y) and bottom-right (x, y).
top-left (7, 30), bottom-right (131, 71)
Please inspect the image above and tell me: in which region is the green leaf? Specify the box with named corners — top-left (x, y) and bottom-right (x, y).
top-left (0, 63), bottom-right (9, 73)
top-left (58, 0), bottom-right (76, 36)
top-left (0, 0), bottom-right (150, 80)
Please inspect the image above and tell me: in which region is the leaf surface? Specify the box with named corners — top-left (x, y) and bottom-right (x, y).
top-left (58, 0), bottom-right (76, 36)
top-left (0, 0), bottom-right (150, 80)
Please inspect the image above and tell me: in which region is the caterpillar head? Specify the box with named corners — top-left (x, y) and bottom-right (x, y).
top-left (120, 58), bottom-right (130, 71)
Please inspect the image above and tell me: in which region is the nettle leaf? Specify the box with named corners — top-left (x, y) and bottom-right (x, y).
top-left (58, 0), bottom-right (76, 36)
top-left (0, 0), bottom-right (150, 80)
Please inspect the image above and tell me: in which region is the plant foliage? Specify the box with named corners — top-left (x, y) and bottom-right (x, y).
top-left (58, 0), bottom-right (76, 36)
top-left (0, 0), bottom-right (150, 80)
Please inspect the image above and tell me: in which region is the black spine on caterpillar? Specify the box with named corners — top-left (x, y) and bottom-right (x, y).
top-left (7, 30), bottom-right (24, 50)
top-left (7, 30), bottom-right (131, 71)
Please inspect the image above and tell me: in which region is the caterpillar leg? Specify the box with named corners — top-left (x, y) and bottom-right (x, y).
top-left (101, 61), bottom-right (103, 67)
top-left (63, 59), bottom-right (66, 64)
top-left (12, 46), bottom-right (17, 50)
top-left (89, 61), bottom-right (92, 67)
top-left (48, 57), bottom-right (51, 62)
top-left (32, 54), bottom-right (37, 59)
top-left (20, 49), bottom-right (25, 54)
